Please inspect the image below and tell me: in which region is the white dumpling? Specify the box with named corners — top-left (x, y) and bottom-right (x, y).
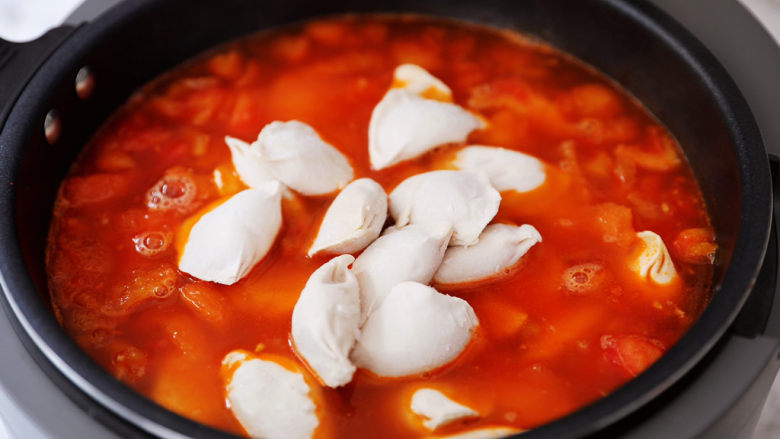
top-left (179, 183), bottom-right (282, 285)
top-left (256, 120), bottom-right (353, 195)
top-left (411, 388), bottom-right (479, 431)
top-left (368, 65), bottom-right (483, 170)
top-left (225, 135), bottom-right (279, 189)
top-left (389, 170), bottom-right (501, 246)
top-left (291, 255), bottom-right (360, 387)
top-left (454, 145), bottom-right (546, 193)
top-left (352, 223), bottom-right (452, 323)
top-left (632, 231), bottom-right (678, 285)
top-left (434, 224), bottom-right (542, 285)
top-left (308, 178), bottom-right (387, 256)
top-left (222, 351), bottom-right (319, 439)
top-left (430, 426), bottom-right (524, 439)
top-left (393, 63), bottom-right (452, 97)
top-left (369, 90), bottom-right (482, 171)
top-left (351, 281), bottom-right (478, 377)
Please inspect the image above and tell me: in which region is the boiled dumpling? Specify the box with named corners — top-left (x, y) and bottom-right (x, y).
top-left (229, 120), bottom-right (353, 195)
top-left (352, 223), bottom-right (452, 323)
top-left (351, 281), bottom-right (478, 377)
top-left (226, 121), bottom-right (354, 195)
top-left (222, 350), bottom-right (319, 439)
top-left (257, 120), bottom-right (353, 195)
top-left (389, 170), bottom-right (501, 246)
top-left (411, 388), bottom-right (479, 431)
top-left (393, 63), bottom-right (452, 97)
top-left (308, 178), bottom-right (387, 256)
top-left (434, 224), bottom-right (542, 285)
top-left (631, 231), bottom-right (677, 285)
top-left (454, 145), bottom-right (546, 193)
top-left (369, 65), bottom-right (484, 170)
top-left (179, 183), bottom-right (282, 285)
top-left (291, 255), bottom-right (360, 387)
top-left (369, 90), bottom-right (482, 171)
top-left (225, 135), bottom-right (278, 189)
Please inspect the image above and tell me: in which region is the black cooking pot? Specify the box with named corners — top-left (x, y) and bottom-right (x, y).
top-left (0, 0), bottom-right (776, 438)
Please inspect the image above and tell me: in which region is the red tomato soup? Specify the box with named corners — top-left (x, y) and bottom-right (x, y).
top-left (46, 15), bottom-right (717, 438)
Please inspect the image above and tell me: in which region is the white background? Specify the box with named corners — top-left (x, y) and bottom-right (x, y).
top-left (0, 0), bottom-right (778, 438)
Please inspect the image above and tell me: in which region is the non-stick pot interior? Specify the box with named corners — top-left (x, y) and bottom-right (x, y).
top-left (2, 0), bottom-right (769, 438)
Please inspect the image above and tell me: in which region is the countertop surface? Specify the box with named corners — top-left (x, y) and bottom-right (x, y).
top-left (0, 1), bottom-right (778, 439)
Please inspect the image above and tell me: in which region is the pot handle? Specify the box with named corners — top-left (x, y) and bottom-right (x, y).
top-left (0, 0), bottom-right (124, 130)
top-left (731, 154), bottom-right (780, 338)
top-left (64, 0), bottom-right (126, 26)
top-left (0, 26), bottom-right (78, 131)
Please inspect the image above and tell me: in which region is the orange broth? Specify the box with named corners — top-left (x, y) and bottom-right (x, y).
top-left (46, 15), bottom-right (717, 438)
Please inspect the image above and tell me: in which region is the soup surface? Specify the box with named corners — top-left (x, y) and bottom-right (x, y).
top-left (47, 15), bottom-right (717, 438)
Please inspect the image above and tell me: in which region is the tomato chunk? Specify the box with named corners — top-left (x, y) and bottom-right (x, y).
top-left (95, 149), bottom-right (136, 172)
top-left (469, 79), bottom-right (571, 137)
top-left (207, 51), bottom-right (245, 80)
top-left (103, 263), bottom-right (179, 315)
top-left (601, 334), bottom-right (665, 377)
top-left (306, 20), bottom-right (349, 46)
top-left (673, 228), bottom-right (717, 264)
top-left (106, 340), bottom-right (148, 383)
top-left (477, 298), bottom-right (528, 338)
top-left (180, 283), bottom-right (226, 322)
top-left (271, 34), bottom-right (311, 62)
top-left (562, 83), bottom-right (623, 119)
top-left (614, 127), bottom-right (681, 172)
top-left (593, 203), bottom-right (635, 248)
top-left (62, 173), bottom-right (134, 207)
